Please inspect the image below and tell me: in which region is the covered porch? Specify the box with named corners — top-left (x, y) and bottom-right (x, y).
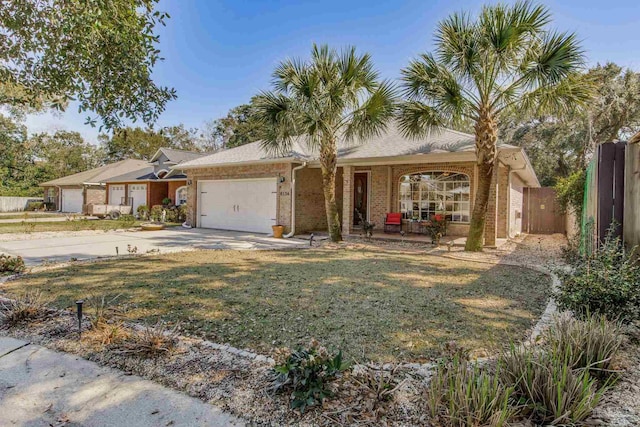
top-left (294, 153), bottom-right (531, 246)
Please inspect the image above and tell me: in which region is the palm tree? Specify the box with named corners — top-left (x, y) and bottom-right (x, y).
top-left (253, 44), bottom-right (397, 242)
top-left (399, 1), bottom-right (591, 251)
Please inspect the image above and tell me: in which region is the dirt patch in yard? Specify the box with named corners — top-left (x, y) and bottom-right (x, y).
top-left (1, 245), bottom-right (551, 363)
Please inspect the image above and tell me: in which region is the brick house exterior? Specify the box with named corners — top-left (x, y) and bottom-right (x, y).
top-left (178, 126), bottom-right (540, 245)
top-left (104, 148), bottom-right (201, 214)
top-left (40, 159), bottom-right (151, 213)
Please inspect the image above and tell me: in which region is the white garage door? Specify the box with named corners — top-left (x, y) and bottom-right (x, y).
top-left (129, 184), bottom-right (147, 212)
top-left (198, 178), bottom-right (277, 234)
top-left (109, 185), bottom-right (125, 205)
top-left (61, 188), bottom-right (84, 213)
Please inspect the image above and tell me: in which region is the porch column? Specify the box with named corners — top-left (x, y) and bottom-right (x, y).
top-left (483, 165), bottom-right (498, 247)
top-left (342, 165), bottom-right (353, 235)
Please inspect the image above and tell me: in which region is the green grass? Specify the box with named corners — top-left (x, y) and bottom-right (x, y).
top-left (0, 213), bottom-right (66, 220)
top-left (0, 220), bottom-right (183, 234)
top-left (0, 219), bottom-right (140, 234)
top-left (2, 247), bottom-right (551, 362)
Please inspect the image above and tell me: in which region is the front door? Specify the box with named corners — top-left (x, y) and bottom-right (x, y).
top-left (353, 172), bottom-right (369, 226)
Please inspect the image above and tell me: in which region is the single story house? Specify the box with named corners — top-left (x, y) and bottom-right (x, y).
top-left (40, 159), bottom-right (151, 213)
top-left (176, 125), bottom-right (539, 246)
top-left (104, 148), bottom-right (202, 213)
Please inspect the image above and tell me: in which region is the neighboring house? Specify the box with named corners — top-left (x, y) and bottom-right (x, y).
top-left (103, 148), bottom-right (202, 213)
top-left (40, 159), bottom-right (151, 213)
top-left (176, 125), bottom-right (539, 246)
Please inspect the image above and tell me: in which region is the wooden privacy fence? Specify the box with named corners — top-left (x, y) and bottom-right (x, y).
top-left (582, 141), bottom-right (629, 250)
top-left (623, 139), bottom-right (640, 248)
top-left (522, 187), bottom-right (566, 234)
top-left (0, 197), bottom-right (44, 212)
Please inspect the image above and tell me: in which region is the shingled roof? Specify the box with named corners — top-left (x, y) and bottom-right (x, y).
top-left (177, 125), bottom-right (514, 169)
top-left (40, 159), bottom-right (151, 187)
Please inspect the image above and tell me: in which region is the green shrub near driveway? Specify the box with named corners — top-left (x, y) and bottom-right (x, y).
top-left (555, 234), bottom-right (640, 322)
top-left (0, 254), bottom-right (26, 274)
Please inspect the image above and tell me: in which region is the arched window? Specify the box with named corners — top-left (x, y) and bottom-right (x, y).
top-left (399, 172), bottom-right (470, 223)
top-left (175, 186), bottom-right (187, 206)
top-left (156, 169), bottom-right (169, 179)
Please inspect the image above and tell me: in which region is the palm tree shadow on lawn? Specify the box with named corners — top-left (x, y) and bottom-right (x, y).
top-left (5, 247), bottom-right (551, 363)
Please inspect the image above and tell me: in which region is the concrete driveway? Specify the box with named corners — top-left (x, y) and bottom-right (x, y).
top-left (0, 228), bottom-right (306, 265)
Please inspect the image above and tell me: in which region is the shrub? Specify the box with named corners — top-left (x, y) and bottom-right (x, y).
top-left (543, 313), bottom-right (623, 379)
top-left (555, 169), bottom-right (586, 217)
top-left (136, 204), bottom-right (149, 220)
top-left (500, 344), bottom-right (607, 425)
top-left (150, 205), bottom-right (164, 222)
top-left (177, 204), bottom-right (187, 222)
top-left (0, 254), bottom-right (26, 274)
top-left (117, 214), bottom-right (136, 228)
top-left (0, 291), bottom-right (49, 326)
top-left (161, 197), bottom-right (173, 206)
top-left (25, 201), bottom-right (44, 211)
top-left (555, 233), bottom-right (640, 322)
top-left (164, 207), bottom-right (178, 223)
top-left (426, 356), bottom-right (514, 427)
top-left (270, 339), bottom-right (343, 412)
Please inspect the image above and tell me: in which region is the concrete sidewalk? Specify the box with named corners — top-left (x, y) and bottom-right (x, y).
top-left (0, 336), bottom-right (243, 426)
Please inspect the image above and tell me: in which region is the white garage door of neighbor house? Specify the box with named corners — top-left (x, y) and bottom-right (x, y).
top-left (61, 188), bottom-right (84, 213)
top-left (198, 178), bottom-right (277, 234)
top-left (129, 184), bottom-right (147, 212)
top-left (109, 185), bottom-right (125, 205)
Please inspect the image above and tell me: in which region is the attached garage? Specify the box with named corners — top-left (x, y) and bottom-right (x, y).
top-left (129, 184), bottom-right (147, 213)
top-left (198, 178), bottom-right (277, 234)
top-left (61, 188), bottom-right (84, 213)
top-left (109, 185), bottom-right (126, 205)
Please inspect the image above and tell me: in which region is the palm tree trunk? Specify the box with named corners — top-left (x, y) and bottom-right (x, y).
top-left (465, 109), bottom-right (498, 252)
top-left (320, 137), bottom-right (342, 242)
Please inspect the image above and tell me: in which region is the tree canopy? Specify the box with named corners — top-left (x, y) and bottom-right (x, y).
top-left (0, 116), bottom-right (103, 196)
top-left (502, 63), bottom-right (640, 187)
top-left (0, 0), bottom-right (176, 129)
top-left (99, 124), bottom-right (202, 161)
top-left (201, 103), bottom-right (266, 151)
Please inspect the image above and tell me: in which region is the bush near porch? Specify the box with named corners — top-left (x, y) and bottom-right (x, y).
top-left (2, 246), bottom-right (550, 362)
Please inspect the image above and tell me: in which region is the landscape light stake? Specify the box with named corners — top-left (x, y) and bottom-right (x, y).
top-left (75, 300), bottom-right (84, 339)
top-left (115, 246), bottom-right (119, 256)
top-left (309, 233), bottom-right (315, 247)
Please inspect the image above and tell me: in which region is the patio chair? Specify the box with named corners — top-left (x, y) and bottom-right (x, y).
top-left (384, 212), bottom-right (402, 233)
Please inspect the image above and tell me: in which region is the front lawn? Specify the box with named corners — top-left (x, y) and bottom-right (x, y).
top-left (2, 246), bottom-right (550, 362)
top-left (0, 220), bottom-right (181, 234)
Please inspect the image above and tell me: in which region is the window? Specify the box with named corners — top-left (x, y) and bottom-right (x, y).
top-left (399, 172), bottom-right (470, 223)
top-left (175, 186), bottom-right (187, 206)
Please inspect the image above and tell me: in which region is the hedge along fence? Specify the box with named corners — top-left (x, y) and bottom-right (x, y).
top-left (0, 197), bottom-right (44, 212)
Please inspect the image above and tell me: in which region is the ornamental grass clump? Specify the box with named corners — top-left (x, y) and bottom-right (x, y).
top-left (426, 356), bottom-right (515, 427)
top-left (270, 339), bottom-right (343, 413)
top-left (0, 290), bottom-right (49, 326)
top-left (500, 344), bottom-right (606, 425)
top-left (543, 312), bottom-right (623, 379)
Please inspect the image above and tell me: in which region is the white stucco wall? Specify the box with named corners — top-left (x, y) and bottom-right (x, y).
top-left (509, 173), bottom-right (525, 237)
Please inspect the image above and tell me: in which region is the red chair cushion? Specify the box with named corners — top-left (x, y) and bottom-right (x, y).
top-left (385, 213), bottom-right (402, 225)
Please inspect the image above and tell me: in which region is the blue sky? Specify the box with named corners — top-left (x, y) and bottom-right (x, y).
top-left (24, 0), bottom-right (640, 144)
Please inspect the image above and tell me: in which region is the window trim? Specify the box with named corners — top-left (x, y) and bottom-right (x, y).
top-left (398, 171), bottom-right (471, 223)
top-left (175, 185), bottom-right (187, 206)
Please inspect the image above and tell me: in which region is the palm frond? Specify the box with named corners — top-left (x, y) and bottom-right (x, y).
top-left (272, 57), bottom-right (308, 94)
top-left (344, 80), bottom-right (398, 142)
top-left (515, 72), bottom-right (594, 118)
top-left (253, 91), bottom-right (299, 156)
top-left (435, 11), bottom-right (481, 81)
top-left (397, 101), bottom-right (446, 138)
top-left (523, 31), bottom-right (585, 87)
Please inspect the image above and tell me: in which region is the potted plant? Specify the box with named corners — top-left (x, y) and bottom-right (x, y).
top-left (272, 224), bottom-right (285, 238)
